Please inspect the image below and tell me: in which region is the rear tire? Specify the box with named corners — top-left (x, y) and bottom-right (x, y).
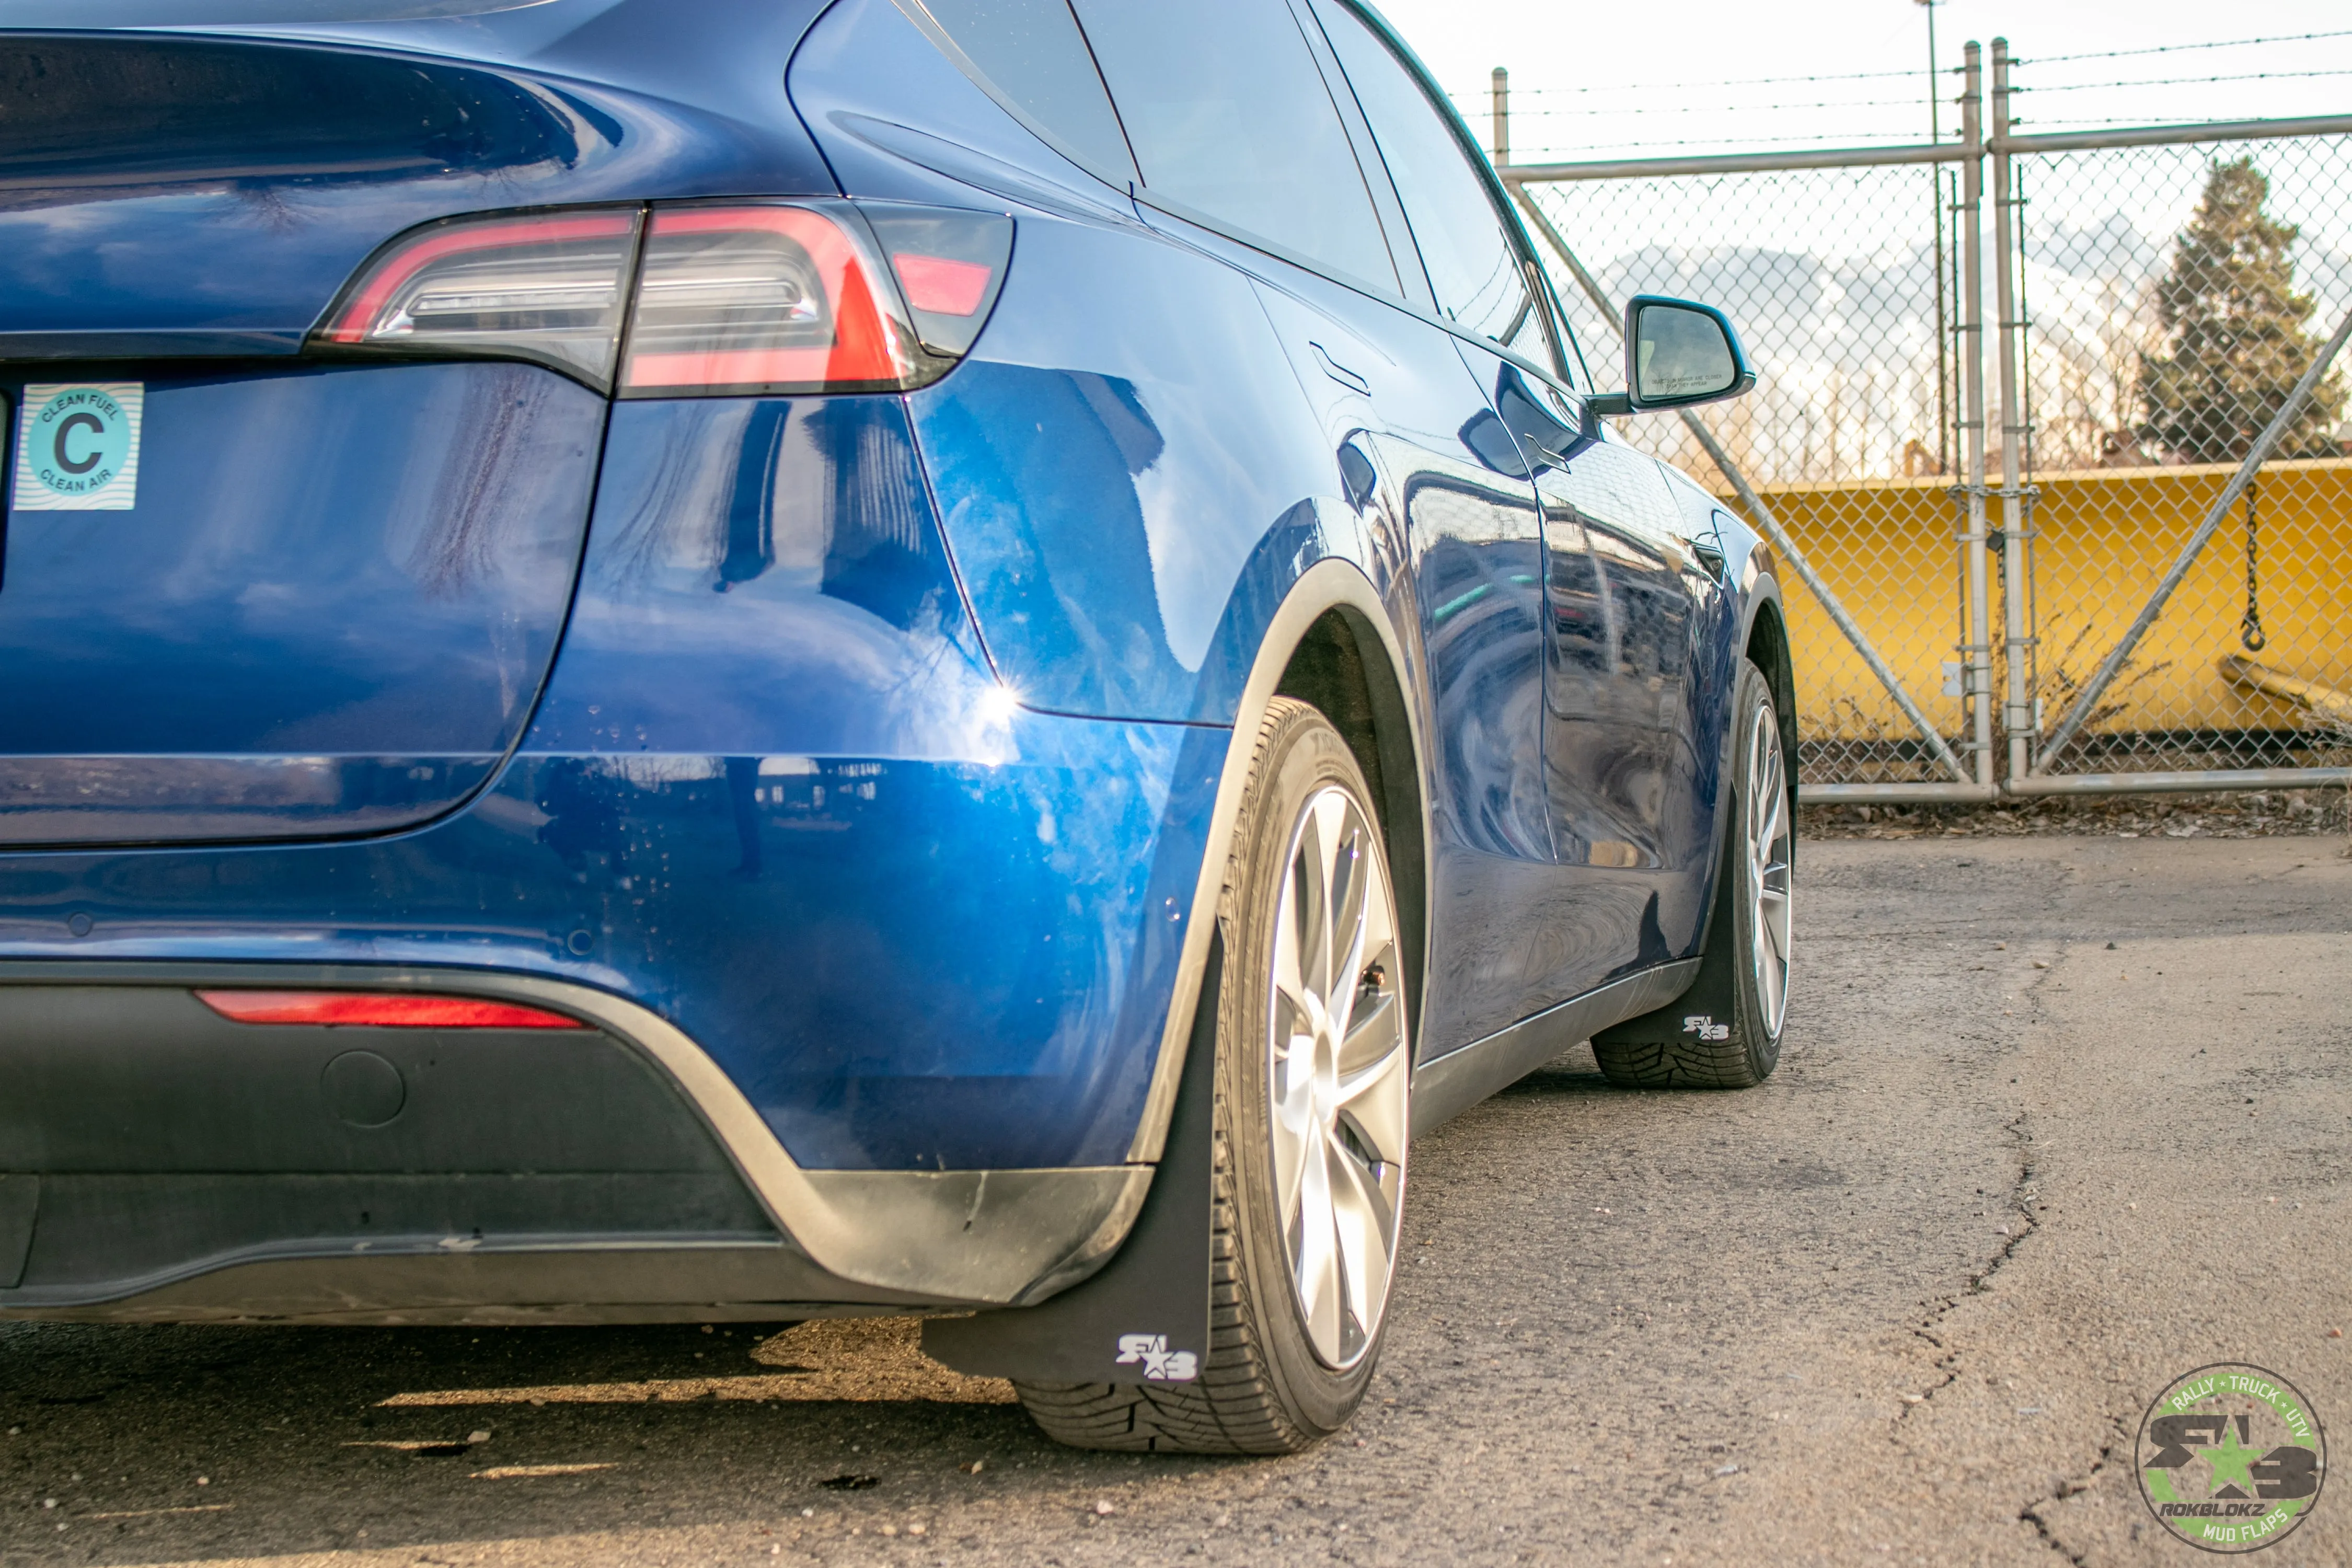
top-left (1015, 698), bottom-right (1410, 1452)
top-left (1592, 659), bottom-right (1791, 1089)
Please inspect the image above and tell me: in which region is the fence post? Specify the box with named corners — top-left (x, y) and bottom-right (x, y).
top-left (1989, 39), bottom-right (2035, 785)
top-left (1491, 67), bottom-right (1509, 167)
top-left (1957, 42), bottom-right (1995, 791)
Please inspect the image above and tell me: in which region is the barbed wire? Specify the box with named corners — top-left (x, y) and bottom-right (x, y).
top-left (1445, 64), bottom-right (1945, 103)
top-left (1462, 28), bottom-right (2352, 108)
top-left (1499, 96), bottom-right (1943, 118)
top-left (2021, 28), bottom-right (2352, 66)
top-left (1507, 129), bottom-right (1944, 155)
top-left (2022, 67), bottom-right (2352, 94)
top-left (2008, 114), bottom-right (2351, 130)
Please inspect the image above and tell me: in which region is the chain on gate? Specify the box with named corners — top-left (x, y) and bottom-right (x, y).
top-left (2238, 481), bottom-right (2265, 653)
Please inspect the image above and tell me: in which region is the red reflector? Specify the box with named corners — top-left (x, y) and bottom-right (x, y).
top-left (195, 990), bottom-right (587, 1030)
top-left (890, 252), bottom-right (993, 316)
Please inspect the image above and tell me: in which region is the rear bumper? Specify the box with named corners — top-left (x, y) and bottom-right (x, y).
top-left (0, 964), bottom-right (1148, 1322)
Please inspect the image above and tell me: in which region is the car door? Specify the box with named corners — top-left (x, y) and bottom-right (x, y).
top-left (1532, 412), bottom-right (1723, 958)
top-left (1248, 278), bottom-right (1558, 1056)
top-left (1071, 0), bottom-right (1558, 1056)
top-left (1310, 0), bottom-right (1666, 1004)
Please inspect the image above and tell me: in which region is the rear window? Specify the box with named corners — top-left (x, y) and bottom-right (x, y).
top-left (0, 0), bottom-right (545, 19)
top-left (1312, 0), bottom-right (1544, 360)
top-left (893, 0), bottom-right (1136, 186)
top-left (1072, 0), bottom-right (1399, 297)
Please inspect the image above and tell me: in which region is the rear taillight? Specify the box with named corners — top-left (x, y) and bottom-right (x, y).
top-left (620, 205), bottom-right (912, 396)
top-left (314, 202), bottom-right (1013, 397)
top-left (195, 990), bottom-right (587, 1030)
top-left (317, 210), bottom-right (642, 389)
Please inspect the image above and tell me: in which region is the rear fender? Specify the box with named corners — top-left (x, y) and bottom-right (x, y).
top-left (1123, 559), bottom-right (1429, 1162)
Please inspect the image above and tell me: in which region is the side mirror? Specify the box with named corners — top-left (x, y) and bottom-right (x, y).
top-left (1587, 296), bottom-right (1755, 417)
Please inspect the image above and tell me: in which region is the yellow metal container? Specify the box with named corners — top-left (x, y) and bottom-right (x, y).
top-left (1735, 457), bottom-right (2352, 744)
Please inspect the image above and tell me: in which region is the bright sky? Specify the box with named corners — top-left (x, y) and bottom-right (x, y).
top-left (1374, 0), bottom-right (2352, 163)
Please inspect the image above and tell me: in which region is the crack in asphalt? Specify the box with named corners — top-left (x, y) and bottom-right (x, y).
top-left (2017, 1413), bottom-right (2129, 1565)
top-left (1899, 1108), bottom-right (2043, 1426)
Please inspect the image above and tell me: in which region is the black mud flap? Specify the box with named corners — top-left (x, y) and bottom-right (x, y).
top-left (1592, 820), bottom-right (1740, 1053)
top-left (923, 941), bottom-right (1218, 1386)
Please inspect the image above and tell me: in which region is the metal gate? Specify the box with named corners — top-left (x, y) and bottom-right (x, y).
top-left (1498, 43), bottom-right (2352, 800)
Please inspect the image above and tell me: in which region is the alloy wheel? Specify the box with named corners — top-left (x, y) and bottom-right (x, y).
top-left (1745, 701), bottom-right (1793, 1037)
top-left (1266, 785), bottom-right (1408, 1370)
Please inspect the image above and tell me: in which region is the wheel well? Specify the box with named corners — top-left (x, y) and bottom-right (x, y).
top-left (1745, 598), bottom-right (1798, 786)
top-left (1274, 608), bottom-right (1427, 1054)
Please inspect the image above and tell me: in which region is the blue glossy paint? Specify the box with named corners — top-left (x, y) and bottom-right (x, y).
top-left (0, 728), bottom-right (1220, 1171)
top-left (527, 396), bottom-right (999, 756)
top-left (0, 8), bottom-right (833, 357)
top-left (905, 215), bottom-right (1340, 724)
top-left (0, 386), bottom-right (1224, 1168)
top-left (0, 361), bottom-right (603, 844)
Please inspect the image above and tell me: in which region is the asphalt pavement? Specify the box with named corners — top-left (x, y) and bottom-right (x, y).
top-left (4, 835), bottom-right (2347, 1566)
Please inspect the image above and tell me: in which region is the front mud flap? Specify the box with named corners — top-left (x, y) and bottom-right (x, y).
top-left (922, 941), bottom-right (1218, 1386)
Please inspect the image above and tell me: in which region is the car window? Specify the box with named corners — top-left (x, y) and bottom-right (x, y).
top-left (1071, 0), bottom-right (1400, 298)
top-left (1310, 0), bottom-right (1548, 365)
top-left (0, 0), bottom-right (544, 17)
top-left (897, 0), bottom-right (1139, 185)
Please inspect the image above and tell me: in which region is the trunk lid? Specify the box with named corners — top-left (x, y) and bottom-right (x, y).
top-left (0, 359), bottom-right (603, 845)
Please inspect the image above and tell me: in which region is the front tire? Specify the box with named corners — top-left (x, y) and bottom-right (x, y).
top-left (1015, 697), bottom-right (1410, 1452)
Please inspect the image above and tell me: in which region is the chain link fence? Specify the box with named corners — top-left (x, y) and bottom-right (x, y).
top-left (2008, 124), bottom-right (2352, 786)
top-left (1518, 161), bottom-right (1973, 789)
top-left (1500, 47), bottom-right (2352, 798)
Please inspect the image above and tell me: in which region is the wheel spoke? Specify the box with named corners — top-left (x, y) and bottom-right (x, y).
top-left (1335, 1010), bottom-right (1407, 1151)
top-left (1271, 889), bottom-right (1309, 1028)
top-left (1271, 1029), bottom-right (1317, 1225)
top-left (1327, 1133), bottom-right (1394, 1352)
top-left (1292, 808), bottom-right (1329, 1001)
top-left (1292, 1138), bottom-right (1342, 1359)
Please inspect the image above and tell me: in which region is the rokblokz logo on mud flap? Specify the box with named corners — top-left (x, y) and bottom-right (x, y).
top-left (1114, 1334), bottom-right (1197, 1382)
top-left (2137, 1362), bottom-right (2325, 1552)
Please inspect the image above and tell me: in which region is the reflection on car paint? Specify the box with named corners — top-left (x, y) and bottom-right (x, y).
top-left (907, 213), bottom-right (1337, 723)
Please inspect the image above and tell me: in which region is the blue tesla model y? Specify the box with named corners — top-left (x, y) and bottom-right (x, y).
top-left (0, 0), bottom-right (1795, 1452)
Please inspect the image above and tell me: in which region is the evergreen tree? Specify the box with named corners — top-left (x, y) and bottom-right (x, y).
top-left (2136, 156), bottom-right (2345, 463)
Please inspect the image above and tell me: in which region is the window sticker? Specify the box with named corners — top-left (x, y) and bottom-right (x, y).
top-left (14, 383), bottom-right (143, 510)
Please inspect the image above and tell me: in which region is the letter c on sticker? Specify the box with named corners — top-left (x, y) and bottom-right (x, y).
top-left (53, 411), bottom-right (105, 475)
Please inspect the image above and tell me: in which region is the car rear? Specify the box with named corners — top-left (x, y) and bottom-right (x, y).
top-left (0, 4), bottom-right (1194, 1323)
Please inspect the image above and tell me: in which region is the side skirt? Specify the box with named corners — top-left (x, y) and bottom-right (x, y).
top-left (1408, 960), bottom-right (1703, 1137)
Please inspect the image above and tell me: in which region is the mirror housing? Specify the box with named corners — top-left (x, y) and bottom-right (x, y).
top-left (1590, 296), bottom-right (1755, 417)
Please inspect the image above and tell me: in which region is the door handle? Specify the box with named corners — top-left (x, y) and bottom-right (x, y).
top-left (1310, 341), bottom-right (1370, 396)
